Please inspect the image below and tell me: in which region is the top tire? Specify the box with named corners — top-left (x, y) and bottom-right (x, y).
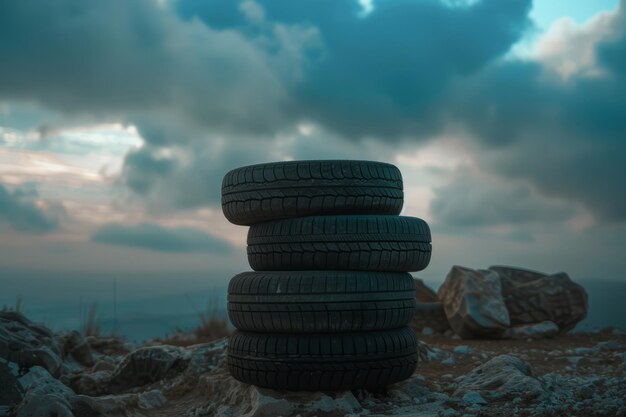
top-left (221, 160), bottom-right (403, 225)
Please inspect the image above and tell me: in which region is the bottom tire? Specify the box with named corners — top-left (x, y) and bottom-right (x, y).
top-left (227, 327), bottom-right (418, 391)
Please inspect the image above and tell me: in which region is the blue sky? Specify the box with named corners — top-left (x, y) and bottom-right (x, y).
top-left (531, 0), bottom-right (619, 26)
top-left (1, 0), bottom-right (626, 313)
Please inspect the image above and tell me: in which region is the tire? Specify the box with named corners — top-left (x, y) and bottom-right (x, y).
top-left (227, 327), bottom-right (418, 391)
top-left (228, 271), bottom-right (417, 332)
top-left (247, 215), bottom-right (431, 272)
top-left (221, 160), bottom-right (403, 225)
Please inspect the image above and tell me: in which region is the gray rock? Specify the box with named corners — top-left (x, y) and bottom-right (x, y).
top-left (462, 391), bottom-right (487, 406)
top-left (67, 371), bottom-right (111, 396)
top-left (137, 389), bottom-right (167, 409)
top-left (438, 266), bottom-right (510, 338)
top-left (504, 321), bottom-right (560, 340)
top-left (491, 266), bottom-right (588, 332)
top-left (421, 327), bottom-right (435, 335)
top-left (567, 356), bottom-right (583, 365)
top-left (454, 355), bottom-right (545, 401)
top-left (109, 345), bottom-right (190, 391)
top-left (60, 331), bottom-right (94, 367)
top-left (453, 345), bottom-right (471, 355)
top-left (0, 362), bottom-right (22, 406)
top-left (0, 311), bottom-right (63, 376)
top-left (441, 357), bottom-right (457, 366)
top-left (15, 366), bottom-right (75, 417)
top-left (596, 340), bottom-right (620, 351)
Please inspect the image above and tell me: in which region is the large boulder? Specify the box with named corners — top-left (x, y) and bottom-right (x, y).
top-left (0, 362), bottom-right (23, 407)
top-left (0, 311), bottom-right (63, 376)
top-left (454, 355), bottom-right (545, 401)
top-left (490, 266), bottom-right (588, 331)
top-left (438, 266), bottom-right (510, 338)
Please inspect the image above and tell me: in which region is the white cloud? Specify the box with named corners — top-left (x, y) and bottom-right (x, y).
top-left (531, 8), bottom-right (622, 80)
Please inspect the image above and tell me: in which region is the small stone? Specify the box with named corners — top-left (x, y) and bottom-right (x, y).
top-left (462, 391), bottom-right (487, 405)
top-left (438, 408), bottom-right (458, 417)
top-left (453, 345), bottom-right (472, 355)
top-left (454, 355), bottom-right (545, 400)
top-left (596, 340), bottom-right (620, 351)
top-left (422, 327), bottom-right (435, 336)
top-left (138, 389), bottom-right (167, 409)
top-left (442, 357), bottom-right (457, 366)
top-left (505, 321), bottom-right (560, 340)
top-left (572, 347), bottom-right (593, 355)
top-left (567, 356), bottom-right (582, 365)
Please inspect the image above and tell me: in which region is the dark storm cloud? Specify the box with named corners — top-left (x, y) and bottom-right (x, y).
top-left (2, 0), bottom-right (626, 226)
top-left (443, 1), bottom-right (626, 222)
top-left (91, 222), bottom-right (232, 253)
top-left (121, 146), bottom-right (177, 196)
top-left (0, 0), bottom-right (290, 134)
top-left (0, 183), bottom-right (59, 233)
top-left (430, 170), bottom-right (574, 228)
top-left (176, 0), bottom-right (533, 137)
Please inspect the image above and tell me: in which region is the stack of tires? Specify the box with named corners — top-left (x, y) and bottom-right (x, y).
top-left (221, 160), bottom-right (432, 391)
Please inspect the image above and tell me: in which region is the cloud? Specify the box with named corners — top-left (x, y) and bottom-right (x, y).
top-left (430, 168), bottom-right (575, 228)
top-left (445, 0), bottom-right (626, 222)
top-left (0, 0), bottom-right (296, 135)
top-left (0, 183), bottom-right (60, 233)
top-left (91, 222), bottom-right (233, 253)
top-left (176, 0), bottom-right (533, 138)
top-left (2, 0), bottom-right (626, 227)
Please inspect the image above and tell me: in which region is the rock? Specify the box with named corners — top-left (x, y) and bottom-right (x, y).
top-left (490, 266), bottom-right (588, 332)
top-left (417, 340), bottom-right (450, 362)
top-left (421, 327), bottom-right (435, 335)
top-left (572, 347), bottom-right (594, 355)
top-left (15, 366), bottom-right (75, 417)
top-left (0, 362), bottom-right (22, 406)
top-left (567, 356), bottom-right (583, 365)
top-left (60, 331), bottom-right (94, 367)
top-left (412, 302), bottom-right (451, 333)
top-left (454, 355), bottom-right (545, 401)
top-left (596, 340), bottom-right (620, 351)
top-left (504, 321), bottom-right (560, 340)
top-left (137, 389), bottom-right (167, 409)
top-left (109, 345), bottom-right (190, 391)
top-left (441, 357), bottom-right (457, 366)
top-left (453, 345), bottom-right (472, 355)
top-left (0, 311), bottom-right (63, 376)
top-left (438, 266), bottom-right (510, 338)
top-left (462, 391), bottom-right (487, 406)
top-left (414, 278), bottom-right (439, 302)
top-left (67, 371), bottom-right (111, 396)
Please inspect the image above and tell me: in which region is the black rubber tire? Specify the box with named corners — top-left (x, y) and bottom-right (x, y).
top-left (227, 327), bottom-right (418, 391)
top-left (221, 160), bottom-right (403, 225)
top-left (247, 215), bottom-right (431, 272)
top-left (228, 271), bottom-right (417, 332)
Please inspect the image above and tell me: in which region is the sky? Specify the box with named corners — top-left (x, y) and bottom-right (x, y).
top-left (1, 0), bottom-right (626, 316)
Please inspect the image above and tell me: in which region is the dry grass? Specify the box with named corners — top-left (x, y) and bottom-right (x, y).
top-left (82, 303), bottom-right (103, 337)
top-left (158, 302), bottom-right (230, 347)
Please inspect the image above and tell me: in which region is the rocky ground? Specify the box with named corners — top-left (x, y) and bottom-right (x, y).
top-left (1, 311), bottom-right (625, 417)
